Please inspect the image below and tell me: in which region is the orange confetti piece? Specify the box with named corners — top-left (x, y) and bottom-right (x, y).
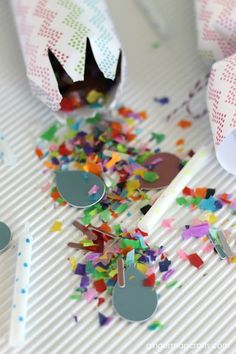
top-left (51, 188), bottom-right (62, 201)
top-left (176, 138), bottom-right (185, 146)
top-left (139, 111), bottom-right (148, 120)
top-left (105, 152), bottom-right (121, 169)
top-left (118, 106), bottom-right (133, 116)
top-left (111, 121), bottom-right (122, 133)
top-left (195, 187), bottom-right (207, 198)
top-left (120, 246), bottom-right (133, 256)
top-left (84, 161), bottom-right (102, 176)
top-left (99, 223), bottom-right (112, 233)
top-left (44, 160), bottom-right (59, 170)
top-left (177, 120), bottom-right (192, 129)
top-left (220, 193), bottom-right (231, 204)
top-left (35, 147), bottom-right (43, 159)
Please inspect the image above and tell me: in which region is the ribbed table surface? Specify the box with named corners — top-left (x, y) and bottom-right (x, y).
top-left (0, 1), bottom-right (236, 353)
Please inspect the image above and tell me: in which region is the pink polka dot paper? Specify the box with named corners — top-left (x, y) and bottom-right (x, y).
top-left (196, 0), bottom-right (236, 174)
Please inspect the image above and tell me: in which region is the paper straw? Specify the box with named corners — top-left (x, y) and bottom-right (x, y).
top-left (9, 224), bottom-right (33, 347)
top-left (138, 146), bottom-right (212, 233)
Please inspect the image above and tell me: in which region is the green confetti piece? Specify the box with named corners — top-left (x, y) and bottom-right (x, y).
top-left (86, 112), bottom-right (102, 125)
top-left (81, 214), bottom-right (92, 225)
top-left (66, 117), bottom-right (75, 127)
top-left (40, 122), bottom-right (61, 141)
top-left (155, 281), bottom-right (161, 286)
top-left (75, 287), bottom-right (85, 293)
top-left (147, 321), bottom-right (165, 331)
top-left (143, 171), bottom-right (159, 183)
top-left (114, 203), bottom-right (129, 214)
top-left (121, 239), bottom-right (141, 249)
top-left (114, 224), bottom-right (122, 235)
top-left (136, 151), bottom-right (153, 164)
top-left (86, 261), bottom-right (94, 274)
top-left (50, 151), bottom-right (59, 157)
top-left (117, 144), bottom-right (128, 153)
top-left (64, 130), bottom-right (77, 139)
top-left (166, 280), bottom-right (178, 289)
top-left (176, 197), bottom-right (188, 206)
top-left (70, 293), bottom-right (82, 301)
top-left (57, 197), bottom-right (65, 204)
top-left (152, 132), bottom-right (165, 144)
top-left (99, 209), bottom-right (111, 223)
top-left (152, 42), bottom-right (160, 49)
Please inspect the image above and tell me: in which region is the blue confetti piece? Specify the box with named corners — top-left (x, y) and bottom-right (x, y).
top-left (154, 96), bottom-right (170, 105)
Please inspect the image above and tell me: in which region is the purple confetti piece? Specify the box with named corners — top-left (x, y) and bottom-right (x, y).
top-left (162, 268), bottom-right (175, 281)
top-left (75, 263), bottom-right (86, 276)
top-left (182, 223), bottom-right (209, 240)
top-left (80, 275), bottom-right (90, 289)
top-left (85, 253), bottom-right (101, 261)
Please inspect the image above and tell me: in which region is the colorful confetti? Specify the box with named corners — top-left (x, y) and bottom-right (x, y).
top-left (50, 220), bottom-right (62, 232)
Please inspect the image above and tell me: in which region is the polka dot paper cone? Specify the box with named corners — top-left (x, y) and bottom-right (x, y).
top-left (11, 0), bottom-right (124, 112)
top-left (195, 0), bottom-right (236, 174)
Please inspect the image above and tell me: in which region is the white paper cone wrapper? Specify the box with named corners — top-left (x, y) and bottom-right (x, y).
top-left (195, 0), bottom-right (236, 174)
top-left (11, 0), bottom-right (125, 114)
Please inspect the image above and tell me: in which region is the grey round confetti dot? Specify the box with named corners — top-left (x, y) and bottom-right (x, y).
top-left (0, 221), bottom-right (12, 254)
top-left (113, 266), bottom-right (158, 322)
top-left (55, 170), bottom-right (106, 208)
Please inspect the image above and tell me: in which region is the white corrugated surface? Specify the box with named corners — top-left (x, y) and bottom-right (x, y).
top-left (0, 0), bottom-right (236, 353)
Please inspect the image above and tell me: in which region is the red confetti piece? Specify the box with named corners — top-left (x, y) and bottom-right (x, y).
top-left (188, 253), bottom-right (204, 269)
top-left (135, 228), bottom-right (148, 237)
top-left (143, 273), bottom-right (155, 287)
top-left (93, 279), bottom-right (107, 293)
top-left (97, 297), bottom-right (105, 306)
top-left (182, 186), bottom-right (193, 196)
top-left (60, 97), bottom-right (75, 112)
top-left (58, 143), bottom-right (72, 156)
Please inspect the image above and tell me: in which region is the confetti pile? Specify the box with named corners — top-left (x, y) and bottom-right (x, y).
top-left (177, 186), bottom-right (236, 266)
top-left (68, 223), bottom-right (175, 319)
top-left (177, 186), bottom-right (236, 213)
top-left (36, 106), bottom-right (170, 226)
top-left (36, 105), bottom-right (177, 327)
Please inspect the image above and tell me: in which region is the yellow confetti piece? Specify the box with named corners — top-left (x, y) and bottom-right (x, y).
top-left (137, 263), bottom-right (148, 273)
top-left (96, 267), bottom-right (107, 273)
top-left (86, 90), bottom-right (103, 104)
top-left (81, 240), bottom-right (95, 247)
top-left (50, 220), bottom-right (62, 232)
top-left (109, 269), bottom-right (118, 277)
top-left (201, 212), bottom-right (218, 225)
top-left (69, 257), bottom-right (77, 272)
top-left (127, 179), bottom-right (141, 197)
top-left (129, 275), bottom-right (135, 280)
top-left (133, 169), bottom-right (145, 177)
top-left (126, 118), bottom-right (135, 126)
top-left (229, 256), bottom-right (236, 263)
